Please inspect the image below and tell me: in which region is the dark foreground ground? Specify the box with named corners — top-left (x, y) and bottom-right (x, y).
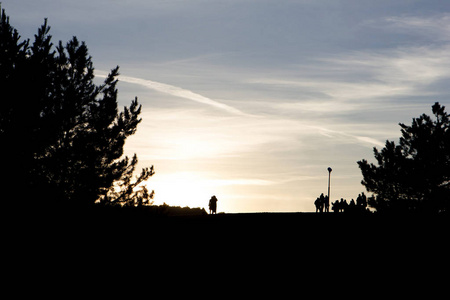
top-left (6, 208), bottom-right (449, 286)
top-left (14, 207), bottom-right (447, 248)
top-left (14, 206), bottom-right (449, 233)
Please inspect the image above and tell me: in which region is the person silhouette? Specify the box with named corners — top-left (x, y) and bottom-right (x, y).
top-left (315, 196), bottom-right (323, 213)
top-left (341, 198), bottom-right (348, 213)
top-left (319, 193), bottom-right (325, 213)
top-left (339, 198), bottom-right (345, 213)
top-left (324, 195), bottom-right (330, 213)
top-left (209, 195), bottom-right (218, 214)
top-left (332, 200), bottom-right (340, 213)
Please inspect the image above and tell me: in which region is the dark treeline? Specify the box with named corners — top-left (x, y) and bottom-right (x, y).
top-left (358, 102), bottom-right (450, 215)
top-left (0, 7), bottom-right (154, 212)
top-left (89, 204), bottom-right (207, 218)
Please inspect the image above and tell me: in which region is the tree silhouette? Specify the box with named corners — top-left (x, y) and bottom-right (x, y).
top-left (358, 102), bottom-right (450, 214)
top-left (0, 7), bottom-right (153, 208)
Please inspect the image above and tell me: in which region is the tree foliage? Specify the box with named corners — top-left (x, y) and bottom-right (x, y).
top-left (358, 102), bottom-right (450, 213)
top-left (0, 8), bottom-right (154, 208)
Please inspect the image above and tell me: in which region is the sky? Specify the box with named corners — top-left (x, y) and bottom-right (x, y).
top-left (4, 0), bottom-right (450, 212)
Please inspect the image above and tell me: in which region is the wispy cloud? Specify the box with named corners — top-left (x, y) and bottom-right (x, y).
top-left (383, 13), bottom-right (450, 41)
top-left (308, 125), bottom-right (386, 148)
top-left (96, 71), bottom-right (247, 116)
top-left (248, 41), bottom-right (450, 117)
top-left (321, 46), bottom-right (450, 88)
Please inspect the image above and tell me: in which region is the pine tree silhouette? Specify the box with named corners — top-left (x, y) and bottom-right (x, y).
top-left (358, 103), bottom-right (450, 213)
top-left (0, 7), bottom-right (154, 209)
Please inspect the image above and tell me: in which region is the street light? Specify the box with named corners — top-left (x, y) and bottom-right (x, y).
top-left (327, 167), bottom-right (332, 210)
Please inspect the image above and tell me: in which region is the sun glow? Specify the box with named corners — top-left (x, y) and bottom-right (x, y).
top-left (149, 172), bottom-right (217, 210)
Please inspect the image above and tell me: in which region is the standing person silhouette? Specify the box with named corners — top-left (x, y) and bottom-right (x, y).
top-left (324, 195), bottom-right (330, 213)
top-left (319, 193), bottom-right (325, 213)
top-left (314, 197), bottom-right (322, 213)
top-left (209, 195), bottom-right (218, 214)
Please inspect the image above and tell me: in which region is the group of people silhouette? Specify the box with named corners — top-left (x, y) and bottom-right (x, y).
top-left (314, 193), bottom-right (330, 213)
top-left (315, 193), bottom-right (368, 213)
top-left (208, 193), bottom-right (369, 215)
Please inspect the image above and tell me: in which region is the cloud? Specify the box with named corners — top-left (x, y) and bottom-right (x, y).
top-left (383, 13), bottom-right (450, 41)
top-left (324, 47), bottom-right (450, 87)
top-left (96, 71), bottom-right (248, 116)
top-left (249, 78), bottom-right (413, 102)
top-left (207, 178), bottom-right (274, 186)
top-left (248, 41), bottom-right (450, 117)
top-left (309, 125), bottom-right (386, 148)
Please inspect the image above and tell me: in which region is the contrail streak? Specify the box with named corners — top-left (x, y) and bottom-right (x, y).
top-left (97, 71), bottom-right (246, 116)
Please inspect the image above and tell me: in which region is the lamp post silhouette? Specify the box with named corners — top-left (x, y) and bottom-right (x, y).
top-left (327, 167), bottom-right (332, 212)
